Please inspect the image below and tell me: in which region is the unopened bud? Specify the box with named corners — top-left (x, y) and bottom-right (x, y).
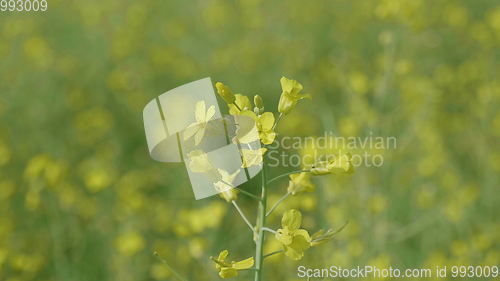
top-left (215, 82), bottom-right (236, 104)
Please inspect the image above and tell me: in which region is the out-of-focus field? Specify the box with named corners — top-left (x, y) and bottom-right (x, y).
top-left (0, 0), bottom-right (499, 280)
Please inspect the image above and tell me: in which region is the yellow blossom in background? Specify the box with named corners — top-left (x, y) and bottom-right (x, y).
top-left (115, 232), bottom-right (145, 257)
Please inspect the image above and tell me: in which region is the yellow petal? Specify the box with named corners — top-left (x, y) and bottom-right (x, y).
top-left (205, 105), bottom-right (216, 122)
top-left (287, 172), bottom-right (314, 195)
top-left (229, 94), bottom-right (251, 115)
top-left (218, 250), bottom-right (229, 261)
top-left (194, 127), bottom-right (206, 145)
top-left (282, 209), bottom-right (302, 230)
top-left (280, 76), bottom-right (303, 94)
top-left (240, 148), bottom-right (267, 168)
top-left (187, 150), bottom-right (213, 173)
top-left (275, 229), bottom-right (293, 245)
top-left (232, 257), bottom-right (254, 270)
top-left (219, 267), bottom-right (238, 278)
top-left (239, 110), bottom-right (258, 121)
top-left (259, 131), bottom-right (276, 145)
top-left (258, 112), bottom-right (275, 131)
top-left (195, 101), bottom-right (206, 122)
top-left (283, 230), bottom-right (311, 261)
top-left (293, 229), bottom-right (312, 242)
top-left (234, 112), bottom-right (260, 143)
top-left (183, 123), bottom-right (200, 140)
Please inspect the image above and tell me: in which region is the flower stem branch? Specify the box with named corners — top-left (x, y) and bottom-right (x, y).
top-left (154, 251), bottom-right (189, 281)
top-left (235, 187), bottom-right (262, 201)
top-left (263, 250), bottom-right (284, 259)
top-left (272, 113), bottom-right (283, 131)
top-left (232, 102), bottom-right (242, 111)
top-left (232, 201), bottom-right (256, 235)
top-left (262, 227), bottom-right (276, 234)
top-left (266, 192), bottom-right (291, 217)
top-left (267, 169), bottom-right (311, 185)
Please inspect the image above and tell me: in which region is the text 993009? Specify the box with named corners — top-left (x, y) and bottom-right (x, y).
top-left (1, 0), bottom-right (48, 12)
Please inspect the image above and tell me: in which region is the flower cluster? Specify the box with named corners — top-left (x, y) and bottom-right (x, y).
top-left (207, 77), bottom-right (353, 279)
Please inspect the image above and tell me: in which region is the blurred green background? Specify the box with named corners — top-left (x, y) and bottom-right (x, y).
top-left (0, 0), bottom-right (499, 280)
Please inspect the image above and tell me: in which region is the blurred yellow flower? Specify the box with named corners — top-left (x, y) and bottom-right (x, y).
top-left (278, 77), bottom-right (310, 115)
top-left (0, 139), bottom-right (10, 167)
top-left (115, 232), bottom-right (145, 256)
top-left (211, 250), bottom-right (254, 278)
top-left (275, 209), bottom-right (311, 260)
top-left (184, 101), bottom-right (216, 145)
top-left (287, 172), bottom-right (314, 195)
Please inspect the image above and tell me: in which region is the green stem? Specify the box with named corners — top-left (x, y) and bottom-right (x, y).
top-left (254, 163), bottom-right (267, 281)
top-left (232, 102), bottom-right (243, 111)
top-left (272, 113), bottom-right (283, 131)
top-left (266, 192), bottom-right (291, 217)
top-left (232, 201), bottom-right (256, 235)
top-left (235, 187), bottom-right (262, 201)
top-left (267, 169), bottom-right (310, 185)
top-left (154, 252), bottom-right (189, 281)
top-left (263, 250), bottom-right (284, 259)
top-left (262, 227), bottom-right (276, 234)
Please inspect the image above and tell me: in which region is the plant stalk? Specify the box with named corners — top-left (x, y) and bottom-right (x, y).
top-left (254, 162), bottom-right (267, 281)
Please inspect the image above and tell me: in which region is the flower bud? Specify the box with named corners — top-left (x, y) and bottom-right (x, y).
top-left (254, 95), bottom-right (263, 109)
top-left (215, 82), bottom-right (236, 104)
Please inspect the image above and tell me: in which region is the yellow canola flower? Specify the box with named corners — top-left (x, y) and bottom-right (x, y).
top-left (275, 209), bottom-right (311, 260)
top-left (186, 150), bottom-right (221, 182)
top-left (184, 101), bottom-right (216, 145)
top-left (310, 153), bottom-right (354, 175)
top-left (211, 250), bottom-right (254, 278)
top-left (214, 169), bottom-right (241, 202)
top-left (241, 148), bottom-right (267, 168)
top-left (287, 172), bottom-right (314, 195)
top-left (278, 77), bottom-right (311, 115)
top-left (215, 82), bottom-right (236, 104)
top-left (229, 94), bottom-right (252, 115)
top-left (240, 110), bottom-right (276, 145)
